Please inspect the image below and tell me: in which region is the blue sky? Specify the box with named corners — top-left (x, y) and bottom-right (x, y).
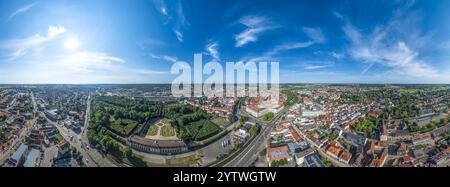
top-left (0, 0), bottom-right (449, 84)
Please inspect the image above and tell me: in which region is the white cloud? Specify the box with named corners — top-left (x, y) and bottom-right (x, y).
top-left (8, 2), bottom-right (37, 21)
top-left (265, 42), bottom-right (314, 56)
top-left (206, 42), bottom-right (220, 61)
top-left (62, 51), bottom-right (125, 72)
top-left (329, 52), bottom-right (344, 59)
top-left (150, 53), bottom-right (178, 63)
top-left (303, 27), bottom-right (326, 43)
top-left (2, 51), bottom-right (168, 84)
top-left (263, 27), bottom-right (326, 56)
top-left (344, 23), bottom-right (437, 77)
top-left (174, 30), bottom-right (183, 42)
top-left (234, 15), bottom-right (277, 47)
top-left (342, 24), bottom-right (362, 44)
top-left (0, 25), bottom-right (66, 61)
top-left (153, 0), bottom-right (189, 42)
top-left (130, 68), bottom-right (167, 75)
top-left (292, 61), bottom-right (334, 70)
top-left (161, 7), bottom-right (168, 16)
top-left (2, 48), bottom-right (27, 62)
top-left (172, 1), bottom-right (189, 42)
top-left (303, 65), bottom-right (329, 70)
top-left (338, 5), bottom-right (440, 80)
top-left (153, 0), bottom-right (169, 18)
top-left (315, 51), bottom-right (345, 59)
top-left (332, 11), bottom-right (344, 20)
top-left (0, 25), bottom-right (66, 49)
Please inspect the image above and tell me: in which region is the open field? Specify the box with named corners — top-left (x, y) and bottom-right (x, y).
top-left (161, 125), bottom-right (175, 136)
top-left (146, 125), bottom-right (158, 136)
top-left (145, 119), bottom-right (179, 140)
top-left (212, 117), bottom-right (229, 127)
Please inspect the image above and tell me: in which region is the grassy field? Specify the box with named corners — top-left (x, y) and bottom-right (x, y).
top-left (161, 125), bottom-right (175, 137)
top-left (165, 154), bottom-right (198, 166)
top-left (54, 132), bottom-right (64, 144)
top-left (146, 125), bottom-right (158, 136)
top-left (212, 117), bottom-right (229, 127)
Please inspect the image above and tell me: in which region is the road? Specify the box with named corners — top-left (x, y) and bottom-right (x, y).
top-left (35, 94), bottom-right (115, 167)
top-left (223, 107), bottom-right (289, 167)
top-left (79, 95), bottom-right (116, 167)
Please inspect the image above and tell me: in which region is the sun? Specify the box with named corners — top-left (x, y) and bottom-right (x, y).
top-left (64, 38), bottom-right (80, 51)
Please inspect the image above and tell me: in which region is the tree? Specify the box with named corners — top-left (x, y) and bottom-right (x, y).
top-left (239, 117), bottom-right (245, 125)
top-left (123, 147), bottom-right (133, 158)
top-left (262, 112), bottom-right (274, 121)
top-left (354, 119), bottom-right (376, 138)
top-left (249, 125), bottom-right (260, 137)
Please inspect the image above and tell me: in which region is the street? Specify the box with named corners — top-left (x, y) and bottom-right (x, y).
top-left (223, 107), bottom-right (289, 167)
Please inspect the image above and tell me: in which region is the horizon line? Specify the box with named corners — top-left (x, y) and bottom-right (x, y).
top-left (1, 83), bottom-right (450, 85)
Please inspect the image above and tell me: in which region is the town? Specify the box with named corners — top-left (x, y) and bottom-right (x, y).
top-left (1, 84), bottom-right (449, 167)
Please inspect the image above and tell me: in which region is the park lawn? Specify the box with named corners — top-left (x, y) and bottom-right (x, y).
top-left (165, 154), bottom-right (199, 167)
top-left (146, 125), bottom-right (158, 136)
top-left (212, 117), bottom-right (229, 127)
top-left (138, 154), bottom-right (199, 167)
top-left (161, 125), bottom-right (175, 137)
top-left (54, 132), bottom-right (64, 144)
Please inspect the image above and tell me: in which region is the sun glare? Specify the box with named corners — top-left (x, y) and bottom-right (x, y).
top-left (64, 38), bottom-right (80, 51)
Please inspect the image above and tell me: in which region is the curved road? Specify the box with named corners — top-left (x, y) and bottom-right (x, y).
top-left (223, 107), bottom-right (289, 167)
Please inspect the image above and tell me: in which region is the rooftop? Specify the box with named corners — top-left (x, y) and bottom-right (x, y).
top-left (267, 145), bottom-right (290, 161)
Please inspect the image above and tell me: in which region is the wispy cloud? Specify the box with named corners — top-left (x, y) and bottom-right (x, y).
top-left (329, 52), bottom-right (344, 59)
top-left (2, 48), bottom-right (27, 62)
top-left (265, 27), bottom-right (325, 56)
top-left (0, 25), bottom-right (66, 49)
top-left (137, 37), bottom-right (167, 51)
top-left (41, 51), bottom-right (167, 83)
top-left (62, 51), bottom-right (125, 72)
top-left (335, 4), bottom-right (438, 79)
top-left (174, 30), bottom-right (184, 42)
top-left (0, 25), bottom-right (66, 61)
top-left (150, 53), bottom-right (178, 63)
top-left (303, 61), bottom-right (335, 70)
top-left (291, 60), bottom-right (335, 70)
top-left (314, 51), bottom-right (344, 59)
top-left (172, 0), bottom-right (189, 42)
top-left (206, 42), bottom-right (220, 61)
top-left (302, 27), bottom-right (326, 44)
top-left (8, 2), bottom-right (37, 21)
top-left (153, 0), bottom-right (189, 42)
top-left (234, 15), bottom-right (277, 47)
top-left (265, 42), bottom-right (313, 56)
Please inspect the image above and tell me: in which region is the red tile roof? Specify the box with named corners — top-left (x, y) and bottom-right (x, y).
top-left (399, 164), bottom-right (415, 167)
top-left (402, 155), bottom-right (412, 163)
top-left (247, 104), bottom-right (262, 112)
top-left (267, 145), bottom-right (291, 161)
top-left (326, 145), bottom-right (341, 157)
top-left (288, 126), bottom-right (301, 142)
top-left (412, 133), bottom-right (431, 141)
top-left (339, 150), bottom-right (352, 162)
